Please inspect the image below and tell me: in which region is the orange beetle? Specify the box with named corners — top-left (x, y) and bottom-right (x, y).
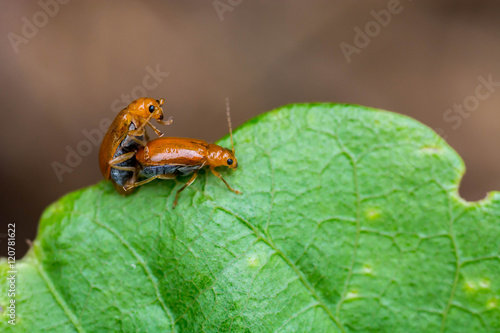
top-left (98, 97), bottom-right (172, 194)
top-left (124, 99), bottom-right (241, 207)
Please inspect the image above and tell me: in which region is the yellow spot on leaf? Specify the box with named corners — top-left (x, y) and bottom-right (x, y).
top-left (465, 278), bottom-right (491, 292)
top-left (362, 264), bottom-right (373, 275)
top-left (346, 290), bottom-right (359, 299)
top-left (247, 255), bottom-right (260, 268)
top-left (487, 297), bottom-right (498, 309)
top-left (478, 278), bottom-right (490, 289)
top-left (365, 207), bottom-right (381, 221)
top-left (465, 280), bottom-right (478, 292)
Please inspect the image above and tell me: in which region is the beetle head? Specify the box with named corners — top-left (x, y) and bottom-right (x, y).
top-left (128, 97), bottom-right (165, 123)
top-left (207, 144), bottom-right (238, 170)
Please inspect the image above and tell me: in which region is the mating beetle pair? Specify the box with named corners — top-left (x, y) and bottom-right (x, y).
top-left (98, 97), bottom-right (241, 208)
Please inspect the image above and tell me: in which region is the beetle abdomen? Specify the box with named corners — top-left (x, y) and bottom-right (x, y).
top-left (139, 164), bottom-right (202, 179)
top-left (110, 124), bottom-right (144, 186)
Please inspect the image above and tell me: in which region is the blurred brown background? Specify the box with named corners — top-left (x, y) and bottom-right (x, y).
top-left (1, 0), bottom-right (499, 258)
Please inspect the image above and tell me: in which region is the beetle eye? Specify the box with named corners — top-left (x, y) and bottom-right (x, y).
top-left (149, 105), bottom-right (155, 113)
top-left (227, 159), bottom-right (233, 165)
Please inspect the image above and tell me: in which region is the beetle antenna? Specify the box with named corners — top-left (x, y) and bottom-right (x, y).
top-left (225, 97), bottom-right (235, 155)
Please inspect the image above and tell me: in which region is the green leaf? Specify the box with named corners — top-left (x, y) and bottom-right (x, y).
top-left (1, 104), bottom-right (499, 332)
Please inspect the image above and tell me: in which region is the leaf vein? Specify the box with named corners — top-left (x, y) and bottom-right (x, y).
top-left (88, 217), bottom-right (177, 333)
top-left (33, 250), bottom-right (86, 333)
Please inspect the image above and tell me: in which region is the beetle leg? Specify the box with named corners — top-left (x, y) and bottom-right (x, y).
top-left (173, 172), bottom-right (198, 209)
top-left (147, 115), bottom-right (173, 137)
top-left (111, 166), bottom-right (136, 171)
top-left (134, 113), bottom-right (153, 132)
top-left (123, 174), bottom-right (176, 191)
top-left (210, 167), bottom-right (242, 194)
top-left (128, 128), bottom-right (145, 137)
top-left (158, 174), bottom-right (177, 180)
top-left (147, 122), bottom-right (164, 137)
top-left (127, 114), bottom-right (158, 137)
top-left (129, 135), bottom-right (147, 146)
top-left (156, 115), bottom-right (174, 126)
top-left (123, 175), bottom-right (159, 190)
top-left (108, 151), bottom-right (136, 167)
